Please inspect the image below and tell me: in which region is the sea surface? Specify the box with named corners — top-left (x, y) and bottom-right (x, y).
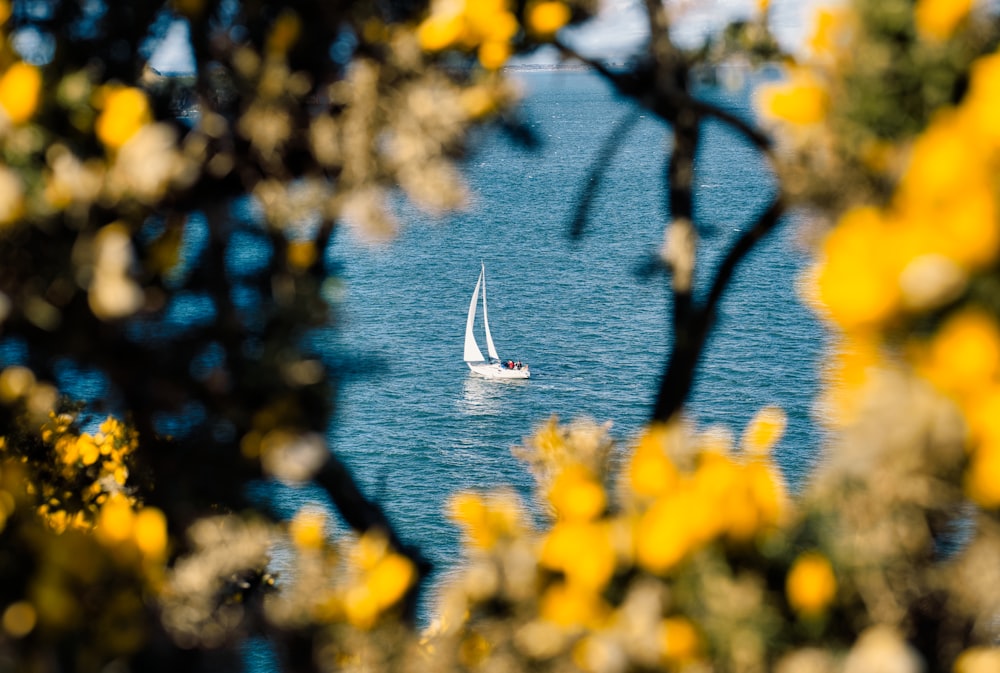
top-left (261, 69), bottom-right (829, 619)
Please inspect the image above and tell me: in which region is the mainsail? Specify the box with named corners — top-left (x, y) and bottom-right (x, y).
top-left (464, 269), bottom-right (485, 363)
top-left (480, 264), bottom-right (500, 361)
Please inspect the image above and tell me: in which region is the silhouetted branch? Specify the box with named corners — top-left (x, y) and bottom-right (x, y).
top-left (651, 196), bottom-right (784, 423)
top-left (314, 455), bottom-right (432, 624)
top-left (551, 41), bottom-right (772, 153)
top-left (569, 111), bottom-right (640, 239)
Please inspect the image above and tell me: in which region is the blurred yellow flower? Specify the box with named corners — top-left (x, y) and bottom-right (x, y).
top-left (786, 551), bottom-right (836, 615)
top-left (962, 53), bottom-right (1000, 146)
top-left (660, 616), bottom-right (700, 664)
top-left (914, 0), bottom-right (973, 41)
top-left (540, 521), bottom-right (616, 590)
top-left (964, 386), bottom-right (1000, 445)
top-left (418, 0), bottom-right (519, 60)
top-left (97, 493), bottom-right (135, 545)
top-left (448, 490), bottom-right (522, 550)
top-left (343, 584), bottom-right (379, 629)
top-left (0, 62), bottom-right (42, 125)
top-left (2, 601), bottom-right (36, 638)
top-left (0, 164), bottom-right (25, 227)
top-left (539, 581), bottom-right (605, 628)
top-left (527, 1), bottom-right (571, 37)
top-left (366, 553), bottom-right (415, 610)
top-left (77, 433), bottom-right (99, 466)
top-left (466, 4), bottom-right (517, 43)
top-left (286, 240), bottom-right (317, 270)
top-left (266, 10), bottom-right (301, 56)
top-left (636, 492), bottom-right (696, 573)
top-left (478, 40), bottom-right (510, 70)
top-left (0, 366), bottom-right (35, 403)
top-left (290, 507), bottom-right (327, 550)
top-left (548, 464), bottom-right (606, 521)
top-left (965, 442), bottom-right (1000, 507)
top-left (418, 13), bottom-right (465, 52)
top-left (814, 206), bottom-right (900, 330)
top-left (96, 87), bottom-right (151, 150)
top-left (757, 71), bottom-right (828, 125)
top-left (134, 507), bottom-right (168, 558)
top-left (920, 309), bottom-right (1000, 398)
top-left (742, 406), bottom-right (786, 455)
top-left (955, 647), bottom-right (1000, 673)
top-left (627, 424), bottom-right (679, 499)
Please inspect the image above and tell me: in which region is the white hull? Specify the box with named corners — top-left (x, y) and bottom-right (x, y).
top-left (467, 362), bottom-right (530, 379)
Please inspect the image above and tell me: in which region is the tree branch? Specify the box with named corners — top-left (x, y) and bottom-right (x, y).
top-left (651, 196), bottom-right (785, 423)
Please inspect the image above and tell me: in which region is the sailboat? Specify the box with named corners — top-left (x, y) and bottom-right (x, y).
top-left (464, 263), bottom-right (530, 379)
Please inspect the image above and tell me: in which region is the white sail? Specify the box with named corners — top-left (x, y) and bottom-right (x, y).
top-left (464, 269), bottom-right (486, 363)
top-left (480, 263), bottom-right (500, 362)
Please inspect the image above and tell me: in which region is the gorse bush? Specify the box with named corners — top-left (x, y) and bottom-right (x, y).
top-left (0, 0), bottom-right (998, 671)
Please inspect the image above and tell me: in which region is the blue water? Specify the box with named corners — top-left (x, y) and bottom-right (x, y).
top-left (266, 70), bottom-right (828, 608)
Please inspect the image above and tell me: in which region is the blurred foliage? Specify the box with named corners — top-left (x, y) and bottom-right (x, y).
top-left (1, 0), bottom-right (1000, 672)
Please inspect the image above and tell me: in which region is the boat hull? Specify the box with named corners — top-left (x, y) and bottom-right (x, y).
top-left (466, 362), bottom-right (530, 379)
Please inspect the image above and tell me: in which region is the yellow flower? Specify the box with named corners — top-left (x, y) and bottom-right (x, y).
top-left (627, 424), bottom-right (679, 499)
top-left (366, 553), bottom-right (415, 610)
top-left (636, 491), bottom-right (699, 573)
top-left (920, 309), bottom-right (1000, 398)
top-left (0, 366), bottom-right (35, 403)
top-left (965, 386), bottom-right (1000, 445)
top-left (478, 40), bottom-right (510, 70)
top-left (955, 647), bottom-right (1000, 673)
top-left (742, 406), bottom-right (786, 455)
top-left (77, 433), bottom-right (100, 466)
top-left (342, 551), bottom-right (415, 628)
top-left (757, 71), bottom-right (828, 125)
top-left (548, 464), bottom-right (606, 521)
top-left (814, 206), bottom-right (900, 330)
top-left (527, 1), bottom-right (571, 37)
top-left (458, 631), bottom-right (491, 668)
top-left (96, 87), bottom-right (151, 150)
top-left (965, 442), bottom-right (1000, 508)
top-left (786, 552), bottom-right (836, 615)
top-left (448, 490), bottom-right (522, 551)
top-left (417, 13), bottom-right (466, 52)
top-left (466, 5), bottom-right (517, 44)
top-left (134, 507), bottom-right (168, 558)
top-left (914, 0), bottom-right (973, 41)
top-left (2, 601), bottom-right (36, 638)
top-left (343, 584), bottom-right (379, 629)
top-left (96, 493), bottom-right (135, 544)
top-left (540, 521), bottom-right (616, 590)
top-left (539, 581), bottom-right (605, 628)
top-left (266, 10), bottom-right (301, 56)
top-left (286, 240), bottom-right (317, 270)
top-left (807, 8), bottom-right (852, 59)
top-left (289, 507), bottom-right (327, 550)
top-left (961, 53), bottom-right (1000, 148)
top-left (0, 62), bottom-right (42, 125)
top-left (660, 616), bottom-right (700, 664)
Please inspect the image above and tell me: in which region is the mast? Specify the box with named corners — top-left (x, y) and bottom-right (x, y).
top-left (481, 263), bottom-right (500, 361)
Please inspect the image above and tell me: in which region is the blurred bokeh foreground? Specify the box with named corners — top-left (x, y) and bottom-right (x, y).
top-left (1, 0), bottom-right (1000, 672)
